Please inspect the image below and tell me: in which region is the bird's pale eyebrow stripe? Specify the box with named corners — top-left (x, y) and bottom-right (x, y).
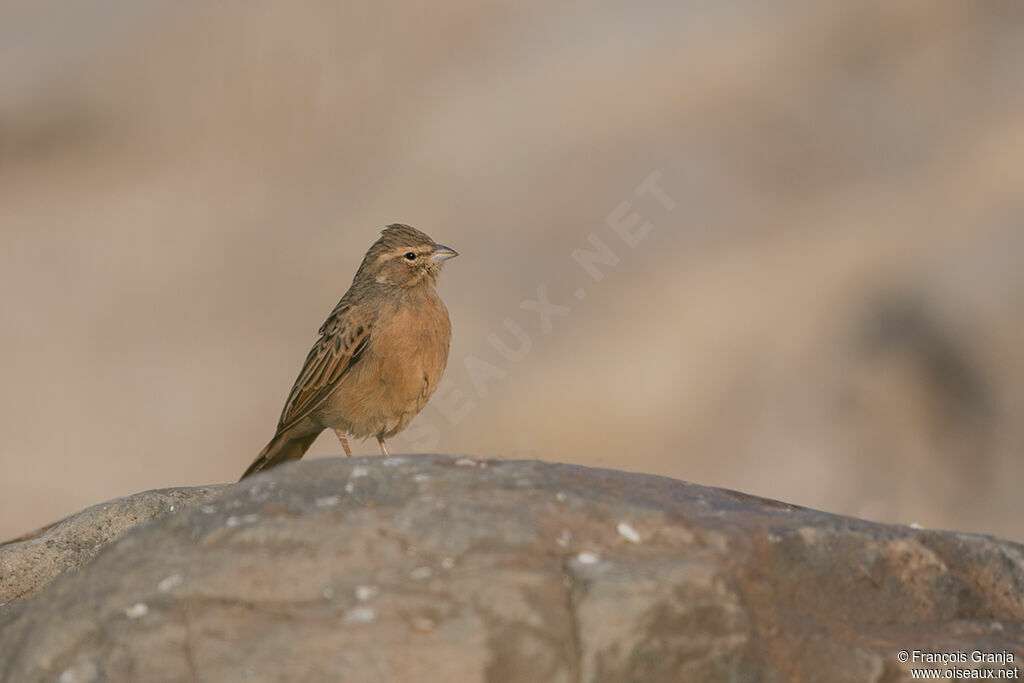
top-left (376, 245), bottom-right (434, 263)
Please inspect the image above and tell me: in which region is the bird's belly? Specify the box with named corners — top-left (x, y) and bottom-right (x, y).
top-left (321, 304), bottom-right (449, 439)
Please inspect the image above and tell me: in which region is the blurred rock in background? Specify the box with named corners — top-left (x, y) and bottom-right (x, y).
top-left (1, 0), bottom-right (1022, 541)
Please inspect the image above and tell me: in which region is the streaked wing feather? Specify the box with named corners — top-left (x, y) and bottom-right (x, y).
top-left (277, 305), bottom-right (372, 431)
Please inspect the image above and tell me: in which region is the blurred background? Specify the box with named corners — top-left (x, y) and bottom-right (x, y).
top-left (1, 0), bottom-right (1022, 543)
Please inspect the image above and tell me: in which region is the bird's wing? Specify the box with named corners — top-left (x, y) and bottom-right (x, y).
top-left (276, 303), bottom-right (373, 432)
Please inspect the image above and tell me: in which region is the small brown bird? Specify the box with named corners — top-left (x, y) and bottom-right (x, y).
top-left (241, 224), bottom-right (457, 479)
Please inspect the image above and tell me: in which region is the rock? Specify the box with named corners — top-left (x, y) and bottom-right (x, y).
top-left (0, 485), bottom-right (225, 605)
top-left (0, 456), bottom-right (1021, 682)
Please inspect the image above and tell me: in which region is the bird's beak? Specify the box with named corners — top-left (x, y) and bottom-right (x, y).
top-left (430, 244), bottom-right (459, 262)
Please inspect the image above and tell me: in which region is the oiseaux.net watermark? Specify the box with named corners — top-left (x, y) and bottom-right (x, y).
top-left (393, 170), bottom-right (675, 451)
top-left (899, 649), bottom-right (1019, 679)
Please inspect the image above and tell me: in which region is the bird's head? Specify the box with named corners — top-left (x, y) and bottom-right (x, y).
top-left (355, 224), bottom-right (458, 290)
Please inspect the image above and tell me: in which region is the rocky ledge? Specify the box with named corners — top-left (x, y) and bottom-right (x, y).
top-left (1, 456), bottom-right (1022, 682)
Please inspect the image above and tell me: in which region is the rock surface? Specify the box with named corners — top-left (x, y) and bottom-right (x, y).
top-left (0, 484), bottom-right (225, 605)
top-left (1, 456), bottom-right (1021, 682)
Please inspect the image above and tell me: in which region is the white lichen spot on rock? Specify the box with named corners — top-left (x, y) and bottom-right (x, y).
top-left (315, 496), bottom-right (341, 508)
top-left (343, 606), bottom-right (377, 624)
top-left (355, 584), bottom-right (379, 601)
top-left (617, 522), bottom-right (641, 544)
top-left (344, 482), bottom-right (356, 493)
top-left (440, 556), bottom-right (456, 570)
top-left (454, 458), bottom-right (477, 467)
top-left (226, 514), bottom-right (259, 527)
top-left (576, 552), bottom-right (600, 565)
top-left (350, 466), bottom-right (369, 479)
top-left (555, 491), bottom-right (567, 502)
top-left (410, 566), bottom-right (433, 580)
top-left (124, 602), bottom-right (149, 619)
top-left (910, 522), bottom-right (924, 530)
top-left (201, 505), bottom-right (216, 514)
top-left (556, 530), bottom-right (572, 548)
top-left (157, 574), bottom-right (183, 593)
top-left (413, 473), bottom-right (432, 483)
top-left (59, 661), bottom-right (99, 683)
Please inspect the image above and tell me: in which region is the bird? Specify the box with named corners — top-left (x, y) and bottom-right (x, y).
top-left (241, 224), bottom-right (457, 479)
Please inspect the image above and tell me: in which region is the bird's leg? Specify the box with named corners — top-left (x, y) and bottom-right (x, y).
top-left (377, 436), bottom-right (389, 456)
top-left (334, 430), bottom-right (353, 457)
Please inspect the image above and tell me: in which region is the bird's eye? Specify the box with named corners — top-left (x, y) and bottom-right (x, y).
top-left (404, 252), bottom-right (417, 260)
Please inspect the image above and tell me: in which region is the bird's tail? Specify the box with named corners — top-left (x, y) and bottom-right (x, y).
top-left (240, 430), bottom-right (318, 480)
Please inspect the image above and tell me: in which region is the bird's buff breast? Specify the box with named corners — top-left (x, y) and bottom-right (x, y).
top-left (321, 294), bottom-right (451, 439)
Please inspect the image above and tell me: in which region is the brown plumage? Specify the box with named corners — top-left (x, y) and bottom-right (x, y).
top-left (241, 224), bottom-right (457, 479)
